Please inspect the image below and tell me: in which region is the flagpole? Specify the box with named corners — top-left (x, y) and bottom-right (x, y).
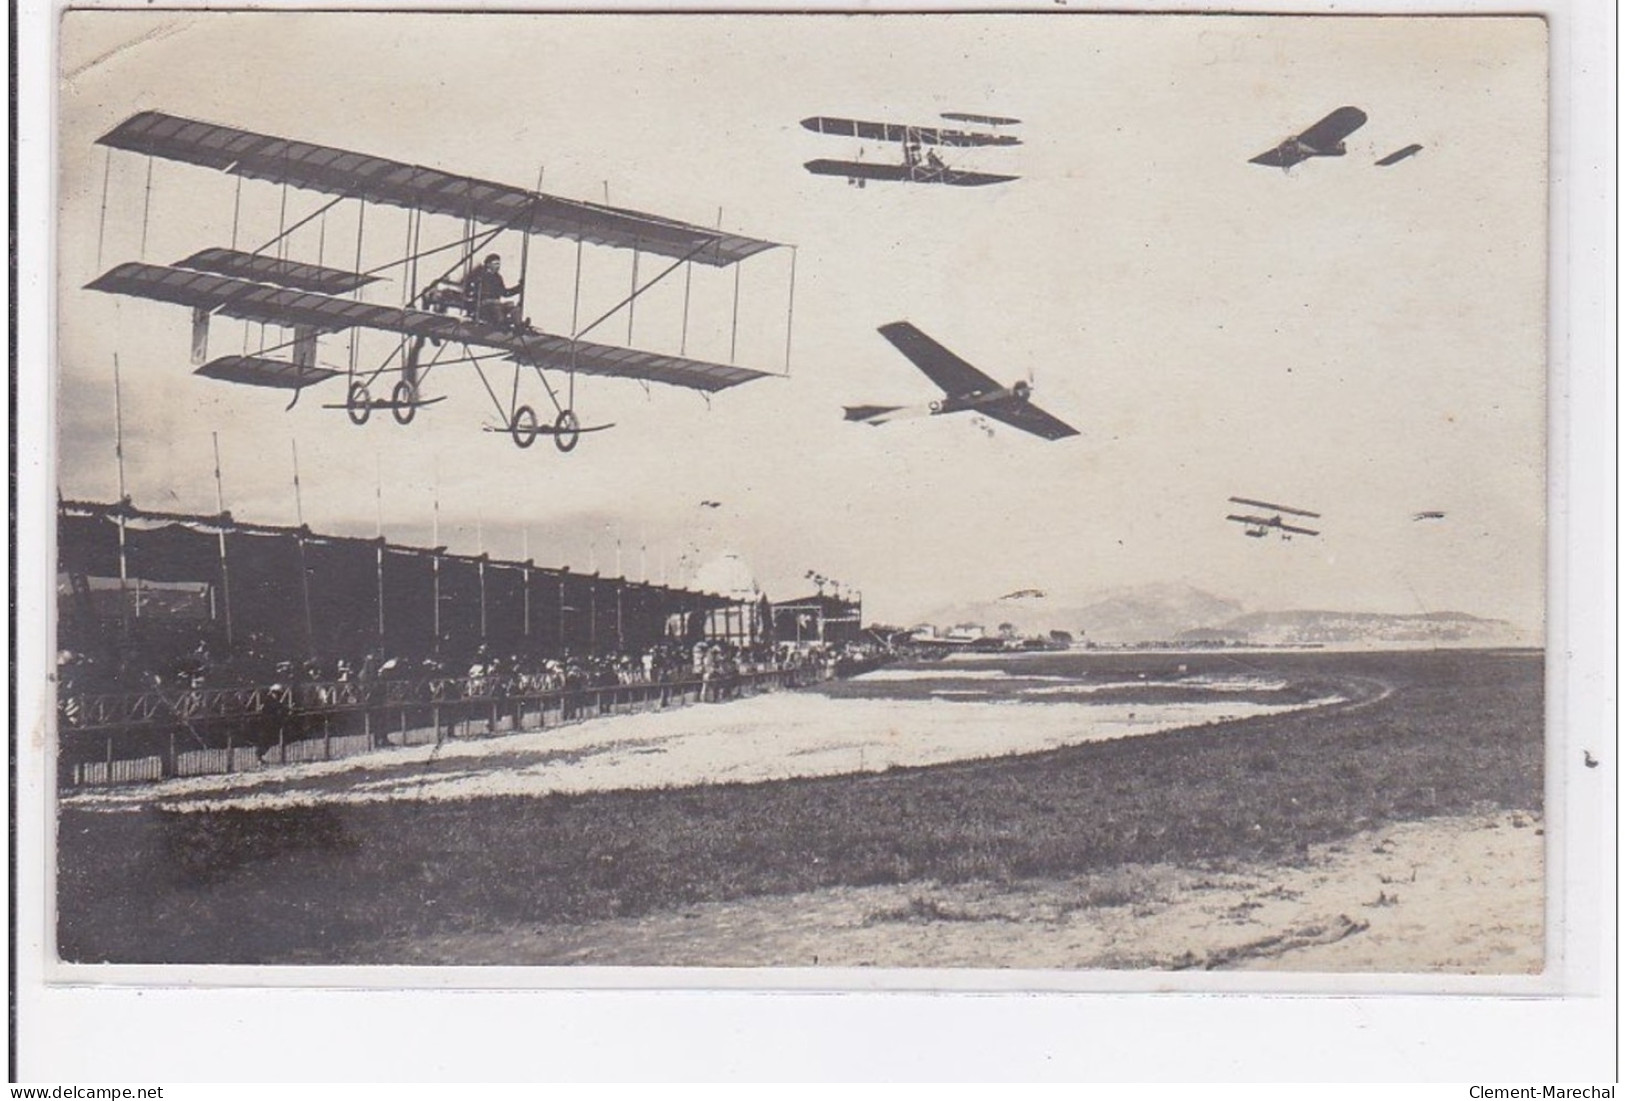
top-left (292, 439), bottom-right (313, 657)
top-left (212, 432), bottom-right (234, 645)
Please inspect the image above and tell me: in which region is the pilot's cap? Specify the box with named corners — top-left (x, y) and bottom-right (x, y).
top-left (484, 253), bottom-right (502, 265)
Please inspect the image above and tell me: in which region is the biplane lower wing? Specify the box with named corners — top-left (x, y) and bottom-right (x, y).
top-left (177, 248), bottom-right (380, 295)
top-left (978, 397), bottom-right (1079, 441)
top-left (804, 159), bottom-right (1017, 187)
top-left (88, 261), bottom-right (768, 394)
top-left (505, 334), bottom-right (768, 392)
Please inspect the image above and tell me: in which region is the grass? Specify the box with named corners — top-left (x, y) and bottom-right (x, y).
top-left (56, 648), bottom-right (1543, 964)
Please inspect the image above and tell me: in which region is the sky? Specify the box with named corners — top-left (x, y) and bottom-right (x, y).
top-left (54, 12), bottom-right (1549, 629)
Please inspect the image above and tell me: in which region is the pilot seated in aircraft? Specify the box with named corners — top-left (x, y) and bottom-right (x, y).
top-left (463, 253), bottom-right (527, 331)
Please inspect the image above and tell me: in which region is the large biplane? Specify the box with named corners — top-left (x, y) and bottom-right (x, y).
top-left (845, 322), bottom-right (1078, 441)
top-left (85, 111), bottom-right (791, 452)
top-left (1226, 497), bottom-right (1322, 540)
top-left (801, 113), bottom-right (1021, 188)
top-left (1249, 107), bottom-right (1368, 171)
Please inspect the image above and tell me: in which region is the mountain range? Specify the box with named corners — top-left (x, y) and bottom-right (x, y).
top-left (918, 583), bottom-right (1534, 647)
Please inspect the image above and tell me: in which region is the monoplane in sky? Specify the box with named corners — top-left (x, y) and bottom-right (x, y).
top-left (1249, 107), bottom-right (1368, 170)
top-left (1376, 143), bottom-right (1424, 167)
top-left (845, 322), bottom-right (1078, 441)
top-left (801, 112), bottom-right (1020, 188)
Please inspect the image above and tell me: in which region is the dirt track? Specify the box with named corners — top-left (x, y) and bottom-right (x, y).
top-left (365, 810), bottom-right (1540, 972)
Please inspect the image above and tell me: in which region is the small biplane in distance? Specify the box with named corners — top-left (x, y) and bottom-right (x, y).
top-left (1249, 107), bottom-right (1368, 170)
top-left (1001, 588), bottom-right (1046, 600)
top-left (1226, 497), bottom-right (1322, 541)
top-left (845, 322), bottom-right (1078, 441)
top-left (801, 113), bottom-right (1021, 188)
top-left (85, 111), bottom-right (791, 453)
top-left (1412, 510), bottom-right (1446, 522)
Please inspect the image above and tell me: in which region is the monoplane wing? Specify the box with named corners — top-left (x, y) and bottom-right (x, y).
top-left (88, 261), bottom-right (768, 393)
top-left (978, 396), bottom-right (1080, 441)
top-left (1295, 107), bottom-right (1368, 151)
top-left (98, 111), bottom-right (778, 266)
top-left (1376, 143), bottom-right (1424, 166)
top-left (877, 321), bottom-right (1002, 397)
top-left (800, 116), bottom-right (1020, 147)
top-left (804, 160), bottom-right (1016, 187)
top-left (1249, 106), bottom-right (1367, 168)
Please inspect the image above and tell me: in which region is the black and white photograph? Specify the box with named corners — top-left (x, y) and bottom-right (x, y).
top-left (44, 9), bottom-right (1562, 982)
top-left (19, 0), bottom-right (1621, 1081)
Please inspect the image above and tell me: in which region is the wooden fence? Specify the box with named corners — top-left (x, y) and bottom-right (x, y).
top-left (62, 665), bottom-right (834, 787)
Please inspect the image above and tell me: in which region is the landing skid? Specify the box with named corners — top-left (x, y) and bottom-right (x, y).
top-left (482, 404), bottom-right (615, 453)
top-left (325, 381), bottom-right (448, 425)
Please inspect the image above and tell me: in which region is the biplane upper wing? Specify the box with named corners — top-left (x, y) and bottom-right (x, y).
top-left (97, 111), bottom-right (779, 267)
top-left (800, 116), bottom-right (1020, 147)
top-left (877, 321), bottom-right (1002, 397)
top-left (978, 396), bottom-right (1080, 441)
top-left (1228, 496), bottom-right (1321, 518)
top-left (87, 261), bottom-right (768, 393)
top-left (939, 112), bottom-right (1022, 126)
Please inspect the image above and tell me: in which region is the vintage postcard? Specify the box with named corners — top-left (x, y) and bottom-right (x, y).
top-left (46, 9), bottom-right (1556, 988)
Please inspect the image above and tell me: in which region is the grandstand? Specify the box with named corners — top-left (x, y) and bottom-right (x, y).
top-left (58, 498), bottom-right (757, 672)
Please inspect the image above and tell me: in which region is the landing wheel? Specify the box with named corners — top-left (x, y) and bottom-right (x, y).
top-left (391, 380), bottom-right (417, 425)
top-left (346, 382), bottom-right (371, 425)
top-left (510, 404), bottom-right (539, 449)
top-left (553, 409), bottom-right (581, 453)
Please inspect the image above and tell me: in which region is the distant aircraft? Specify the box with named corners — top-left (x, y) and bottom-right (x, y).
top-left (699, 500), bottom-right (723, 509)
top-left (1226, 497), bottom-right (1321, 540)
top-left (845, 322), bottom-right (1079, 442)
top-left (1412, 510), bottom-right (1446, 521)
top-left (1249, 107), bottom-right (1368, 170)
top-left (1001, 588), bottom-right (1046, 600)
top-left (1376, 143), bottom-right (1424, 167)
top-left (802, 113), bottom-right (1021, 188)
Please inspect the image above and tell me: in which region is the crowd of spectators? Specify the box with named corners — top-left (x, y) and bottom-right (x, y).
top-left (57, 624), bottom-right (890, 720)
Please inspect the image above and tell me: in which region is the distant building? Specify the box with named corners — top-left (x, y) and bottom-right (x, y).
top-left (689, 552), bottom-right (767, 644)
top-left (771, 592), bottom-right (863, 648)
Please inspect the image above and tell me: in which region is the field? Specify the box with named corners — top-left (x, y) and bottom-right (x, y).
top-left (56, 648), bottom-right (1543, 968)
